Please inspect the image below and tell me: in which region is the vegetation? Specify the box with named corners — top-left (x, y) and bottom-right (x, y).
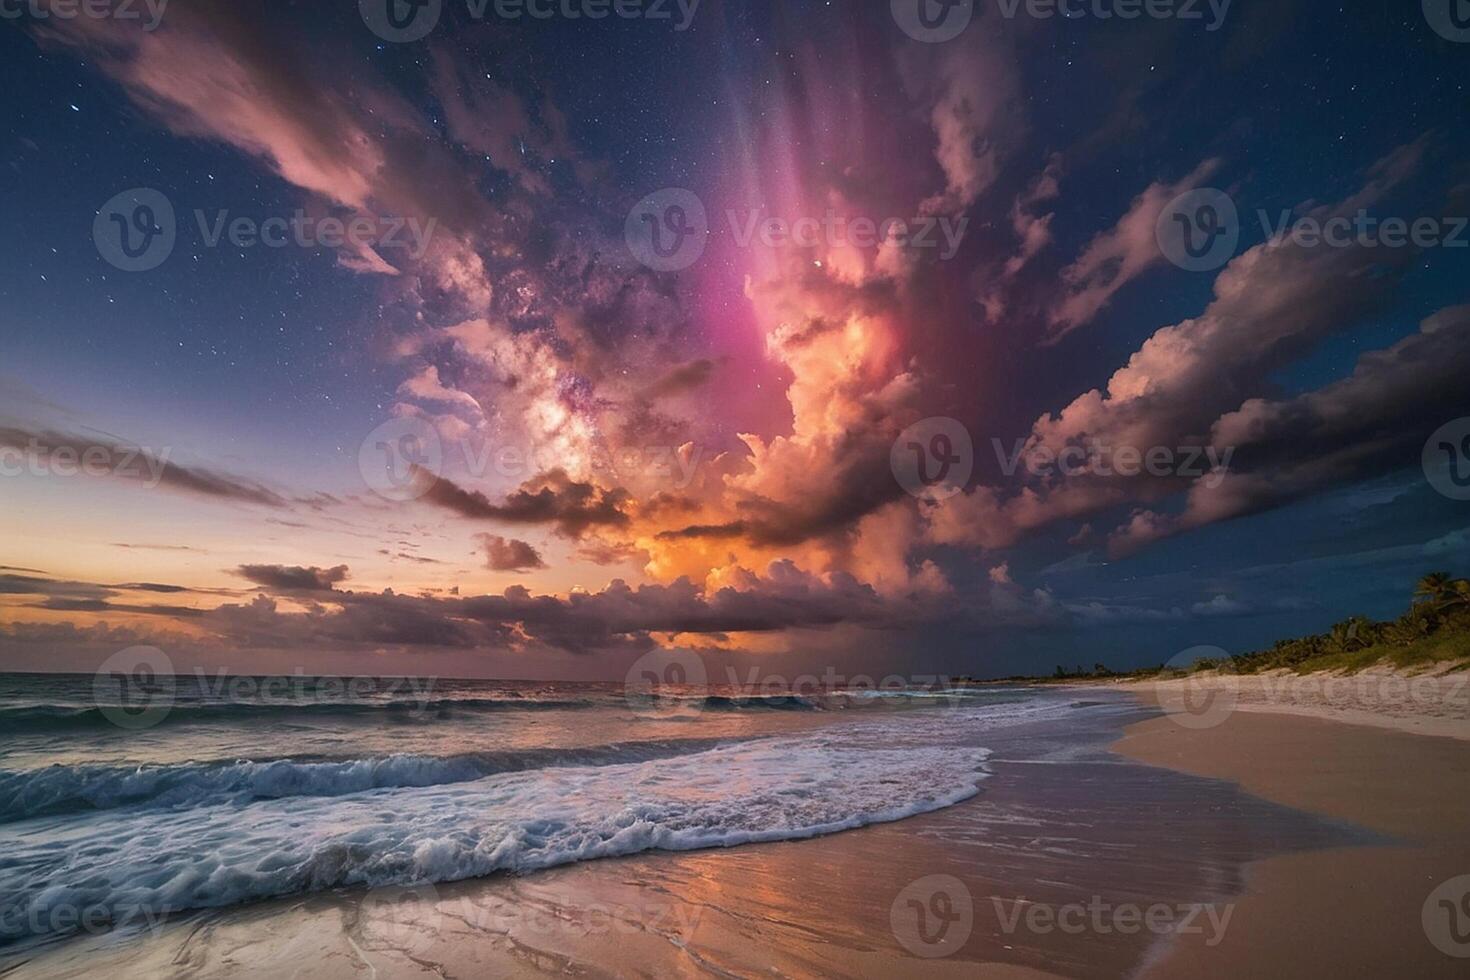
top-left (1223, 572), bottom-right (1470, 675)
top-left (1003, 572), bottom-right (1470, 682)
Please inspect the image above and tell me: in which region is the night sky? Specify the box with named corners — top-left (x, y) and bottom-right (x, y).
top-left (2, 0), bottom-right (1469, 679)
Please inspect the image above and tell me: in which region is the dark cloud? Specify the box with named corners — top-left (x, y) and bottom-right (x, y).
top-left (0, 573), bottom-right (110, 600)
top-left (33, 597), bottom-right (205, 618)
top-left (419, 468), bottom-right (631, 538)
top-left (641, 359), bottom-right (717, 400)
top-left (112, 543), bottom-right (205, 552)
top-left (235, 564), bottom-right (350, 592)
top-left (0, 426), bottom-right (290, 508)
top-left (476, 534), bottom-right (547, 572)
top-left (575, 541), bottom-right (646, 566)
top-left (1112, 303), bottom-right (1470, 554)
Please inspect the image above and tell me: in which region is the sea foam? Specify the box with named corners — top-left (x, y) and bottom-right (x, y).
top-left (0, 732), bottom-right (990, 942)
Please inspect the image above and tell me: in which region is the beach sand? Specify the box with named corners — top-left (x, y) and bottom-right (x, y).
top-left (1116, 664), bottom-right (1470, 740)
top-left (1113, 709), bottom-right (1470, 978)
top-left (8, 691), bottom-right (1468, 978)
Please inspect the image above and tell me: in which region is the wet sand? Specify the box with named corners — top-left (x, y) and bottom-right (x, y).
top-left (6, 697), bottom-right (1465, 977)
top-left (1115, 710), bottom-right (1470, 978)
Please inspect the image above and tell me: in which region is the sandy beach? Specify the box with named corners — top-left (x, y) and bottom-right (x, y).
top-left (1115, 665), bottom-right (1470, 741)
top-left (1107, 666), bottom-right (1470, 977)
top-left (1117, 708), bottom-right (1470, 978)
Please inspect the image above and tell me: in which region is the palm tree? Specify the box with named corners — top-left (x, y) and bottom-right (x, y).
top-left (1443, 579), bottom-right (1470, 612)
top-left (1415, 572), bottom-right (1454, 606)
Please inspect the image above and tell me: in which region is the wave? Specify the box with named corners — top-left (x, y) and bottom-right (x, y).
top-left (0, 696), bottom-right (594, 731)
top-left (689, 694), bottom-right (821, 711)
top-left (0, 692), bottom-right (829, 734)
top-left (0, 738), bottom-right (734, 823)
top-left (0, 734), bottom-right (991, 944)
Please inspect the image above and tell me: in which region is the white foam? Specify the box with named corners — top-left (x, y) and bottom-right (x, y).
top-left (0, 731), bottom-right (990, 940)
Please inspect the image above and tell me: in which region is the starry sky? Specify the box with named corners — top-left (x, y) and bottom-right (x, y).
top-left (2, 0), bottom-right (1469, 680)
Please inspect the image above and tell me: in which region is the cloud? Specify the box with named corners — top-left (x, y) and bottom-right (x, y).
top-left (1191, 594), bottom-right (1250, 617)
top-left (114, 560), bottom-right (927, 656)
top-left (0, 426), bottom-right (291, 507)
top-left (477, 534), bottom-right (547, 572)
top-left (34, 1), bottom-right (391, 209)
top-left (906, 31), bottom-right (1021, 216)
top-left (431, 51), bottom-right (576, 197)
top-left (933, 141), bottom-right (1435, 558)
top-left (0, 573), bottom-right (110, 600)
top-left (641, 359), bottom-right (718, 400)
top-left (235, 564), bottom-right (350, 592)
top-left (1110, 303), bottom-right (1470, 554)
top-left (396, 365), bottom-right (486, 418)
top-left (1046, 159), bottom-right (1221, 341)
top-left (419, 468), bottom-right (631, 538)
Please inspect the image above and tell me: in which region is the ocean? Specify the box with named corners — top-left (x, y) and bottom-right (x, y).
top-left (0, 672), bottom-right (1090, 955)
